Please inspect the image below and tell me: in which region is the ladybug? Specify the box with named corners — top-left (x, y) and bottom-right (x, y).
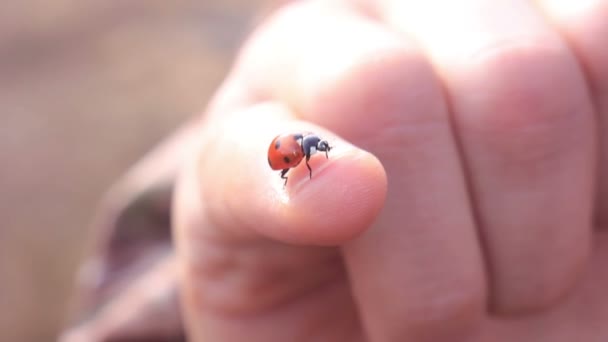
top-left (267, 132), bottom-right (332, 186)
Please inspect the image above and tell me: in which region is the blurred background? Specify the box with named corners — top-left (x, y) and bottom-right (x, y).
top-left (0, 1), bottom-right (269, 340)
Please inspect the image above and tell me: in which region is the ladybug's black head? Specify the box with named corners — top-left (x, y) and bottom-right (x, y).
top-left (317, 140), bottom-right (331, 158)
top-left (301, 134), bottom-right (332, 159)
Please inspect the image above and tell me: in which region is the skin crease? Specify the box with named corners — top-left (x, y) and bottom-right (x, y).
top-left (173, 0), bottom-right (608, 341)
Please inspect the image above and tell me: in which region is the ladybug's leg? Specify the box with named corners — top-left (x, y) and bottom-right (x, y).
top-left (302, 136), bottom-right (318, 180)
top-left (280, 168), bottom-right (290, 186)
top-left (305, 154), bottom-right (312, 179)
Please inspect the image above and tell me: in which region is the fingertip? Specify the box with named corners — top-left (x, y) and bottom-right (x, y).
top-left (197, 104), bottom-right (387, 246)
top-left (273, 147), bottom-right (388, 245)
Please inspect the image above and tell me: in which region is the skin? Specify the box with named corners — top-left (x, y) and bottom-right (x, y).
top-left (172, 0), bottom-right (608, 341)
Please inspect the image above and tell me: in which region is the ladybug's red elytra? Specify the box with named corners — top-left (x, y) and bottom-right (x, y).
top-left (267, 133), bottom-right (332, 186)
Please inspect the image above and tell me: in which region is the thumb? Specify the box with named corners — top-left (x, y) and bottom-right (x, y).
top-left (183, 101), bottom-right (387, 246)
top-left (172, 101), bottom-right (386, 341)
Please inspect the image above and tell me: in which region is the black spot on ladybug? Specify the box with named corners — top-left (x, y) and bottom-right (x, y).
top-left (274, 140), bottom-right (281, 150)
top-left (283, 156), bottom-right (290, 163)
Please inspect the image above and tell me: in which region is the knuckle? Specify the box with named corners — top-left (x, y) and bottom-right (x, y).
top-left (459, 41), bottom-right (592, 164)
top-left (265, 0), bottom-right (311, 25)
top-left (185, 236), bottom-right (341, 316)
top-left (185, 239), bottom-right (284, 316)
top-left (308, 43), bottom-right (450, 144)
top-left (467, 40), bottom-right (585, 129)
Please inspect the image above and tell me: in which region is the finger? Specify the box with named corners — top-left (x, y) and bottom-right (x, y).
top-left (60, 257), bottom-right (181, 342)
top-left (174, 102), bottom-right (386, 341)
top-left (195, 102), bottom-right (387, 246)
top-left (474, 231), bottom-right (608, 341)
top-left (534, 1), bottom-right (608, 227)
top-left (376, 0), bottom-right (596, 313)
top-left (60, 123), bottom-right (200, 341)
top-left (237, 2), bottom-right (486, 341)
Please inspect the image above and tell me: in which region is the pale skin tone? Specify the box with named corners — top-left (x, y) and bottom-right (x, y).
top-left (173, 0), bottom-right (608, 341)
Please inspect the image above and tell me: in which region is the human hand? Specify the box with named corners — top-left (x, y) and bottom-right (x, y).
top-left (174, 1), bottom-right (608, 341)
